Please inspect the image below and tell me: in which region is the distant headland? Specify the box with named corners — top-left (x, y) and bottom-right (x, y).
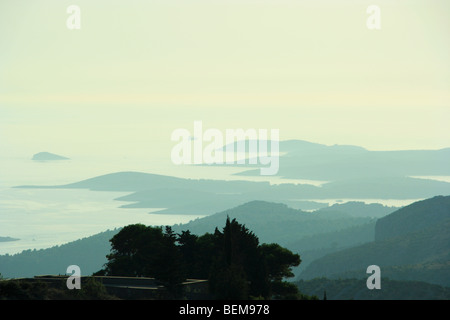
top-left (32, 152), bottom-right (70, 161)
top-left (0, 236), bottom-right (19, 243)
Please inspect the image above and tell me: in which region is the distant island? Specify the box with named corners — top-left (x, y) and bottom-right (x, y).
top-left (0, 236), bottom-right (19, 242)
top-left (32, 152), bottom-right (69, 161)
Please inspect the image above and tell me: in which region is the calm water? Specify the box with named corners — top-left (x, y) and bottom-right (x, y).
top-left (0, 155), bottom-right (441, 255)
top-left (0, 156), bottom-right (205, 254)
top-left (0, 155), bottom-right (318, 255)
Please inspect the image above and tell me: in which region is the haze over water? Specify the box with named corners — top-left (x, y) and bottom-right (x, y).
top-left (0, 149), bottom-right (440, 255)
top-left (1, 1), bottom-right (449, 255)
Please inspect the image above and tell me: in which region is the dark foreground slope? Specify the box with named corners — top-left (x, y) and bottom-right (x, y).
top-left (295, 277), bottom-right (450, 300)
top-left (299, 196), bottom-right (450, 287)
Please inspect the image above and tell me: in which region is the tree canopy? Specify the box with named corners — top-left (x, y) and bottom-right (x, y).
top-left (99, 217), bottom-right (303, 299)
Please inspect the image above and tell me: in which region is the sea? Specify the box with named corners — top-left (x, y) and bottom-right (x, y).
top-left (1, 154), bottom-right (446, 256)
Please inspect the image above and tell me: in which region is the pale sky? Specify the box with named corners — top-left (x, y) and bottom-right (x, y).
top-left (1, 0), bottom-right (449, 161)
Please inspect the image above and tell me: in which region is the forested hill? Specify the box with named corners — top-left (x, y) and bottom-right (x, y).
top-left (171, 200), bottom-right (378, 245)
top-left (299, 195), bottom-right (450, 287)
top-left (0, 229), bottom-right (118, 279)
top-left (375, 195), bottom-right (450, 241)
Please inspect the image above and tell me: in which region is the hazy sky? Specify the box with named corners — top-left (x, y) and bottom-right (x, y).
top-left (1, 0), bottom-right (449, 161)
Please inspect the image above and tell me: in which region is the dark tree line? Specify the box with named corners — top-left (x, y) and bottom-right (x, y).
top-left (96, 217), bottom-right (303, 299)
